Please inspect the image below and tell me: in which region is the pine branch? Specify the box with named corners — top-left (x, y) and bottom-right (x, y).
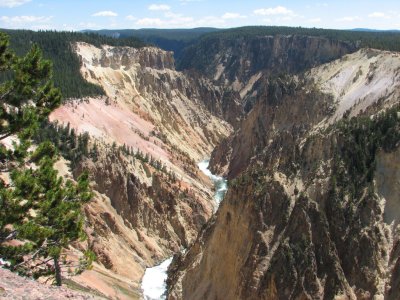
top-left (0, 89), bottom-right (12, 101)
top-left (13, 239), bottom-right (48, 269)
top-left (0, 230), bottom-right (18, 243)
top-left (0, 131), bottom-right (13, 141)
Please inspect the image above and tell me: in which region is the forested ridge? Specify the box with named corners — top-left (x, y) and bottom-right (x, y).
top-left (2, 27), bottom-right (400, 99)
top-left (86, 27), bottom-right (220, 60)
top-left (176, 26), bottom-right (400, 72)
top-left (198, 26), bottom-right (400, 51)
top-left (0, 29), bottom-right (146, 99)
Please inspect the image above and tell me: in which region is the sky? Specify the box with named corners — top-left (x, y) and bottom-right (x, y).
top-left (0, 0), bottom-right (400, 31)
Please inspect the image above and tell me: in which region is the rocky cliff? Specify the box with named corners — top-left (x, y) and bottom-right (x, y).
top-left (68, 145), bottom-right (213, 299)
top-left (48, 43), bottom-right (232, 298)
top-left (179, 35), bottom-right (357, 119)
top-left (167, 49), bottom-right (400, 299)
top-left (67, 42), bottom-right (232, 161)
top-left (211, 48), bottom-right (400, 178)
top-left (180, 35), bottom-right (356, 82)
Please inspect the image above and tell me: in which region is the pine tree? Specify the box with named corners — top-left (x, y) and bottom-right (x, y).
top-left (2, 149), bottom-right (93, 285)
top-left (0, 32), bottom-right (94, 286)
top-left (90, 142), bottom-right (99, 161)
top-left (0, 33), bottom-right (61, 141)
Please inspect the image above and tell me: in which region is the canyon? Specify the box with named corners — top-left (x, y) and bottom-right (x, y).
top-left (56, 36), bottom-right (400, 299)
top-left (2, 30), bottom-right (399, 300)
top-left (167, 44), bottom-right (400, 299)
top-left (48, 42), bottom-right (232, 299)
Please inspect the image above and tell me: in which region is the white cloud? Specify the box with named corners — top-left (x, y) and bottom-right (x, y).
top-left (368, 12), bottom-right (388, 18)
top-left (0, 15), bottom-right (53, 29)
top-left (164, 11), bottom-right (181, 18)
top-left (192, 15), bottom-right (226, 27)
top-left (0, 15), bottom-right (52, 24)
top-left (136, 14), bottom-right (227, 28)
top-left (135, 11), bottom-right (230, 28)
top-left (277, 16), bottom-right (294, 22)
top-left (126, 15), bottom-right (137, 21)
top-left (60, 23), bottom-right (77, 31)
top-left (0, 0), bottom-right (31, 8)
top-left (222, 12), bottom-right (246, 20)
top-left (254, 6), bottom-right (295, 17)
top-left (79, 22), bottom-right (100, 29)
top-left (136, 18), bottom-right (164, 26)
top-left (148, 4), bottom-right (170, 11)
top-left (136, 15), bottom-right (194, 27)
top-left (164, 11), bottom-right (193, 23)
top-left (92, 11), bottom-right (118, 17)
top-left (336, 16), bottom-right (362, 22)
top-left (30, 24), bottom-right (53, 30)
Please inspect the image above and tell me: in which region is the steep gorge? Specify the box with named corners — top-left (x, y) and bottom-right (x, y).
top-left (36, 35), bottom-right (400, 299)
top-left (179, 34), bottom-right (356, 121)
top-left (167, 47), bottom-right (400, 299)
top-left (48, 42), bottom-right (232, 299)
top-left (3, 26), bottom-right (400, 300)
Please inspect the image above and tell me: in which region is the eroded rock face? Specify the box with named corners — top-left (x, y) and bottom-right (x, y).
top-left (181, 35), bottom-right (356, 83)
top-left (72, 42), bottom-right (234, 153)
top-left (179, 34), bottom-right (357, 120)
top-left (376, 148), bottom-right (400, 225)
top-left (210, 75), bottom-right (334, 178)
top-left (81, 44), bottom-right (175, 71)
top-left (66, 147), bottom-right (214, 299)
top-left (49, 43), bottom-right (233, 298)
top-left (167, 49), bottom-right (400, 299)
top-left (210, 49), bottom-right (400, 178)
top-left (75, 148), bottom-right (211, 255)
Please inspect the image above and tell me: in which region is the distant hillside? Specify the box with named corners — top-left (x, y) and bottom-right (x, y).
top-left (0, 29), bottom-right (146, 99)
top-left (84, 28), bottom-right (220, 59)
top-left (351, 28), bottom-right (400, 33)
top-left (177, 26), bottom-right (400, 71)
top-left (194, 26), bottom-right (400, 51)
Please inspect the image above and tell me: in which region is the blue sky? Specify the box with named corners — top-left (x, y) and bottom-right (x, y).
top-left (0, 0), bottom-right (400, 31)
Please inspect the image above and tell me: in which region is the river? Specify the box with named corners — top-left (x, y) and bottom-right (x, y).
top-left (141, 159), bottom-right (227, 300)
top-left (197, 160), bottom-right (228, 208)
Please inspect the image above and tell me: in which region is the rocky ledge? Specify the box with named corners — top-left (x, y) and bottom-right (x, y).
top-left (0, 268), bottom-right (105, 300)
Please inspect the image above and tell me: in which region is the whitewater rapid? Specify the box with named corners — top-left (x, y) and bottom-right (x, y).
top-left (141, 159), bottom-right (227, 300)
top-left (141, 257), bottom-right (173, 300)
top-left (197, 160), bottom-right (228, 207)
